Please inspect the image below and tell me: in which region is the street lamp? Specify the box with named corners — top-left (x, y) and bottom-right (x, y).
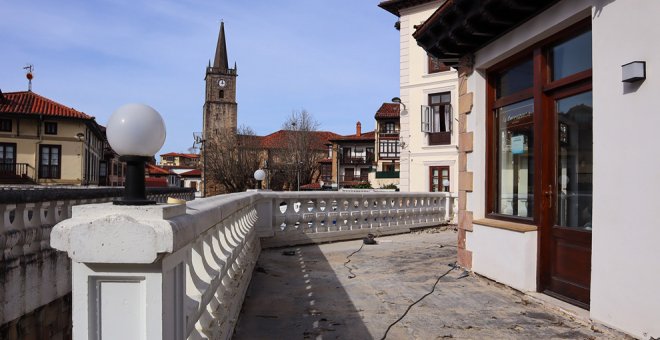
top-left (391, 97), bottom-right (408, 115)
top-left (254, 169), bottom-right (266, 190)
top-left (106, 103), bottom-right (166, 205)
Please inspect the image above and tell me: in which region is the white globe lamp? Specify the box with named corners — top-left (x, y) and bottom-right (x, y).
top-left (254, 169), bottom-right (266, 189)
top-left (106, 103), bottom-right (166, 205)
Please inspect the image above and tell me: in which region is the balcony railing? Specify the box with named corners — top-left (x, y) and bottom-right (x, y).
top-left (378, 130), bottom-right (399, 137)
top-left (340, 174), bottom-right (369, 183)
top-left (341, 155), bottom-right (374, 165)
top-left (379, 152), bottom-right (400, 159)
top-left (0, 163), bottom-right (34, 182)
top-left (376, 171), bottom-right (400, 178)
top-left (50, 191), bottom-right (455, 339)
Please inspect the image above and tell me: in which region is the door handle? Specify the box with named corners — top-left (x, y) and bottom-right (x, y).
top-left (544, 185), bottom-right (553, 209)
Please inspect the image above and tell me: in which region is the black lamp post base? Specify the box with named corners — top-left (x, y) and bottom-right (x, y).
top-left (113, 199), bottom-right (157, 206)
top-left (114, 155), bottom-right (157, 206)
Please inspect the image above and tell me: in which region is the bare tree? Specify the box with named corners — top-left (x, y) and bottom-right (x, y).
top-left (271, 110), bottom-right (323, 190)
top-left (204, 125), bottom-right (262, 194)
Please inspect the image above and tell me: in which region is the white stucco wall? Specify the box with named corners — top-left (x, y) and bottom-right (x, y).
top-left (590, 1), bottom-right (660, 339)
top-left (467, 225), bottom-right (537, 292)
top-left (464, 0), bottom-right (660, 338)
top-left (398, 1), bottom-right (459, 193)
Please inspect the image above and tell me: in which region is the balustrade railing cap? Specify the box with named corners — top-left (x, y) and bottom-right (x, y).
top-left (51, 202), bottom-right (186, 264)
top-left (0, 187), bottom-right (194, 204)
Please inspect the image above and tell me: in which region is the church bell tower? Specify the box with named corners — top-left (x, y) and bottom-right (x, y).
top-left (203, 21), bottom-right (238, 139)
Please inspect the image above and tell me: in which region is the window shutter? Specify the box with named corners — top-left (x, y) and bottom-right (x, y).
top-left (445, 104), bottom-right (452, 133)
top-left (421, 105), bottom-right (432, 132)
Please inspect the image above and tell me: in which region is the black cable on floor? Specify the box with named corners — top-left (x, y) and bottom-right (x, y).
top-left (380, 262), bottom-right (458, 340)
top-left (343, 242), bottom-right (365, 279)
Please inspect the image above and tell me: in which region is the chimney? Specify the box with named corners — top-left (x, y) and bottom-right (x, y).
top-left (356, 121), bottom-right (362, 137)
top-left (0, 89), bottom-right (6, 104)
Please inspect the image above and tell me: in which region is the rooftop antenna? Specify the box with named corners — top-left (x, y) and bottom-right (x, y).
top-left (23, 64), bottom-right (34, 91)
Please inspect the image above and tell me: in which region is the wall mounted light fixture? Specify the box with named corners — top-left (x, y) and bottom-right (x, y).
top-left (622, 61), bottom-right (646, 83)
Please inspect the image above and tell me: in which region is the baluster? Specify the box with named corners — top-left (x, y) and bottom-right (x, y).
top-left (284, 198), bottom-right (301, 231)
top-left (273, 199), bottom-right (286, 232)
top-left (368, 197), bottom-right (379, 229)
top-left (23, 202), bottom-right (42, 256)
top-left (5, 203), bottom-right (24, 262)
top-left (326, 199), bottom-right (339, 232)
top-left (312, 198), bottom-right (325, 233)
top-left (301, 198), bottom-right (316, 233)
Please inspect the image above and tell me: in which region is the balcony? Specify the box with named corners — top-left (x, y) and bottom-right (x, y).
top-left (341, 155), bottom-right (374, 165)
top-left (46, 190), bottom-right (455, 339)
top-left (376, 170), bottom-right (400, 178)
top-left (378, 129), bottom-right (399, 138)
top-left (0, 163), bottom-right (35, 184)
top-left (340, 174), bottom-right (369, 186)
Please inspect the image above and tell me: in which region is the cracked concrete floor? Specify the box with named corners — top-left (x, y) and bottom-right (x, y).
top-left (233, 229), bottom-right (629, 340)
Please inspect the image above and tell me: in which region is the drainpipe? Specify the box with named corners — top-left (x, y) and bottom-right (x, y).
top-left (34, 115), bottom-right (44, 183)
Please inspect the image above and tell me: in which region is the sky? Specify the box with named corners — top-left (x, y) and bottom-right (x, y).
top-left (0, 0), bottom-right (400, 155)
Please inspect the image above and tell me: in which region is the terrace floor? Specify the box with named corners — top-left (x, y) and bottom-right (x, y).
top-left (234, 229), bottom-right (629, 340)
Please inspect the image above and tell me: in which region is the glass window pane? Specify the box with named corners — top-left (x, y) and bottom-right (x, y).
top-left (495, 99), bottom-right (534, 217)
top-left (41, 149), bottom-right (49, 165)
top-left (496, 58), bottom-right (533, 98)
top-left (556, 91), bottom-right (593, 229)
top-left (550, 30), bottom-right (592, 81)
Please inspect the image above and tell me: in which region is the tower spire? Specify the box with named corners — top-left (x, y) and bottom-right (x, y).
top-left (213, 21), bottom-right (229, 70)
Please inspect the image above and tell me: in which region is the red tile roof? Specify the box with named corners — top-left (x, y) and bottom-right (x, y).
top-left (329, 130), bottom-right (376, 142)
top-left (145, 177), bottom-right (168, 187)
top-left (160, 152), bottom-right (200, 158)
top-left (180, 169), bottom-right (201, 177)
top-left (0, 91), bottom-right (93, 119)
top-left (146, 163), bottom-right (171, 176)
top-left (375, 103), bottom-right (400, 119)
top-left (258, 130), bottom-right (341, 150)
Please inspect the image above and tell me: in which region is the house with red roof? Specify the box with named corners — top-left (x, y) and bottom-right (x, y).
top-left (373, 102), bottom-right (401, 188)
top-left (160, 152), bottom-right (200, 168)
top-left (145, 163), bottom-right (181, 188)
top-left (0, 90), bottom-right (107, 185)
top-left (253, 129), bottom-right (339, 191)
top-left (328, 122), bottom-right (376, 188)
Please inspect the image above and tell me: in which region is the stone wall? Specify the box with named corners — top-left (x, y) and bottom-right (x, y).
top-left (0, 294), bottom-right (71, 340)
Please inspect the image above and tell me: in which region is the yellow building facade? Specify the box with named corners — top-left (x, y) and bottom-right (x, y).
top-left (0, 91), bottom-right (104, 185)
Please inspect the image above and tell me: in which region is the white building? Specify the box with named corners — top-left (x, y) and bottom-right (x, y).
top-left (413, 0), bottom-right (660, 338)
top-left (380, 0), bottom-right (460, 194)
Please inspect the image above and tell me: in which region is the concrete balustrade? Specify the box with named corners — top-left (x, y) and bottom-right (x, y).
top-left (0, 187), bottom-right (194, 337)
top-left (49, 191), bottom-right (454, 340)
top-left (255, 191), bottom-right (454, 247)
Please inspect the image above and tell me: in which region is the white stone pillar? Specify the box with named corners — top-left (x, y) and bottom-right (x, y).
top-left (51, 203), bottom-right (186, 340)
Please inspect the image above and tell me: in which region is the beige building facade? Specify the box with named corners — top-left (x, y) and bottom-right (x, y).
top-left (380, 0), bottom-right (460, 194)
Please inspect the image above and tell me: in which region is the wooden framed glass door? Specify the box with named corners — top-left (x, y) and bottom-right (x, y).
top-left (540, 90), bottom-right (593, 309)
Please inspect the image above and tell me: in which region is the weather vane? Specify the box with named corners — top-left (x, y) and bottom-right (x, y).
top-left (23, 64), bottom-right (34, 91)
